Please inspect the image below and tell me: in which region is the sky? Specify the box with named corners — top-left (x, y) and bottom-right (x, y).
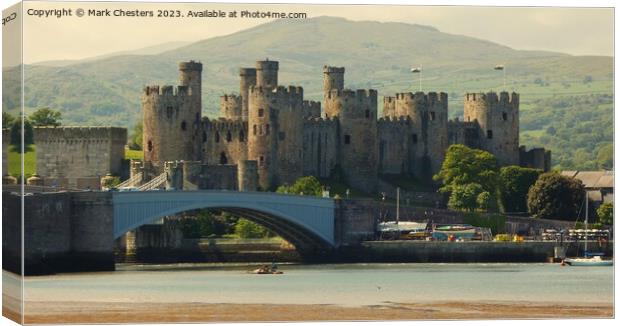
top-left (2, 0), bottom-right (615, 66)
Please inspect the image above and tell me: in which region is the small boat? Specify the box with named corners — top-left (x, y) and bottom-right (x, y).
top-left (249, 264), bottom-right (283, 274)
top-left (432, 224), bottom-right (477, 241)
top-left (563, 191), bottom-right (613, 267)
top-left (564, 256), bottom-right (613, 266)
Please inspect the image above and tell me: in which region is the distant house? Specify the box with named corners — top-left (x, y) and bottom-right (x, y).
top-left (560, 170), bottom-right (614, 209)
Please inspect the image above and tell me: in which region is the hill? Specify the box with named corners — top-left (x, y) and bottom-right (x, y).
top-left (2, 16), bottom-right (613, 169)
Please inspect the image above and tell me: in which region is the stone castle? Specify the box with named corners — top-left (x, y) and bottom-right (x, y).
top-left (138, 59), bottom-right (550, 193)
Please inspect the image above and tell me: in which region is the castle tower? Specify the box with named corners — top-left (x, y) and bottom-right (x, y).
top-left (325, 89), bottom-right (378, 193)
top-left (255, 60), bottom-right (279, 90)
top-left (142, 61), bottom-right (203, 164)
top-left (247, 86), bottom-right (278, 190)
top-left (323, 66), bottom-right (345, 109)
top-left (220, 94), bottom-right (242, 119)
top-left (464, 91), bottom-right (520, 166)
top-left (237, 160), bottom-right (258, 191)
top-left (247, 85), bottom-right (305, 190)
top-left (393, 92), bottom-right (449, 178)
top-left (239, 68), bottom-right (257, 121)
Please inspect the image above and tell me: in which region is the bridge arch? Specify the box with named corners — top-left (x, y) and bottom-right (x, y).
top-left (112, 191), bottom-right (336, 253)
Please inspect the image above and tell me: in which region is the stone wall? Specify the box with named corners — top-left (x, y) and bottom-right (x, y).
top-left (302, 117), bottom-right (339, 178)
top-left (202, 118), bottom-right (248, 166)
top-left (2, 192), bottom-right (115, 275)
top-left (519, 146), bottom-right (551, 171)
top-left (33, 127), bottom-right (127, 189)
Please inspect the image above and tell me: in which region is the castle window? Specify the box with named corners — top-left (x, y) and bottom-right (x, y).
top-left (166, 106), bottom-right (174, 119)
top-left (487, 130), bottom-right (493, 139)
top-left (226, 131), bottom-right (232, 142)
top-left (365, 110), bottom-right (370, 118)
top-left (202, 131), bottom-right (207, 142)
top-left (266, 124), bottom-right (270, 135)
top-left (412, 134), bottom-right (418, 144)
top-left (279, 132), bottom-right (285, 141)
top-left (220, 152), bottom-right (228, 164)
top-left (259, 156), bottom-right (265, 166)
top-left (502, 112), bottom-right (508, 121)
top-left (147, 140), bottom-right (153, 152)
top-left (430, 112), bottom-right (436, 121)
top-left (258, 108), bottom-right (264, 117)
top-left (215, 132), bottom-right (220, 143)
top-left (181, 121), bottom-right (187, 131)
top-left (344, 134), bottom-right (351, 145)
top-left (253, 125), bottom-right (257, 135)
top-left (239, 130), bottom-right (245, 142)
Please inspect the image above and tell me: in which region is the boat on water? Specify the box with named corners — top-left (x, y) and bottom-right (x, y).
top-left (563, 191), bottom-right (613, 267)
top-left (564, 255), bottom-right (613, 266)
top-left (432, 224), bottom-right (477, 241)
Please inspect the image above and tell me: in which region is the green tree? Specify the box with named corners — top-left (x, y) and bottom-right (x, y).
top-left (128, 121), bottom-right (143, 150)
top-left (10, 118), bottom-right (34, 152)
top-left (447, 183), bottom-right (484, 212)
top-left (527, 172), bottom-right (585, 220)
top-left (277, 176), bottom-right (323, 196)
top-left (596, 144), bottom-right (613, 170)
top-left (596, 202), bottom-right (613, 225)
top-left (29, 108), bottom-right (62, 127)
top-left (234, 218), bottom-right (272, 238)
top-left (433, 145), bottom-right (498, 193)
top-left (2, 112), bottom-right (15, 129)
top-left (498, 166), bottom-right (543, 213)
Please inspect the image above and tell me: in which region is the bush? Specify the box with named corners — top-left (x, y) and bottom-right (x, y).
top-left (596, 202), bottom-right (613, 225)
top-left (234, 218), bottom-right (272, 238)
top-left (527, 172), bottom-right (585, 220)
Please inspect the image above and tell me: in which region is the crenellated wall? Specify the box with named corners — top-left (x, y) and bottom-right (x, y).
top-left (33, 127), bottom-right (126, 188)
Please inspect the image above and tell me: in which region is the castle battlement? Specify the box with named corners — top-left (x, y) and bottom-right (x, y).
top-left (33, 126), bottom-right (127, 142)
top-left (304, 116), bottom-right (339, 125)
top-left (384, 96), bottom-right (395, 104)
top-left (394, 91), bottom-right (448, 105)
top-left (465, 91), bottom-right (519, 107)
top-left (143, 85), bottom-right (190, 97)
top-left (249, 85), bottom-right (304, 100)
top-left (221, 94), bottom-right (241, 101)
top-left (323, 66), bottom-right (345, 73)
top-left (239, 67), bottom-right (257, 76)
top-left (378, 116), bottom-right (412, 125)
top-left (327, 89), bottom-right (377, 100)
top-left (302, 100), bottom-right (321, 110)
top-left (207, 118), bottom-right (247, 132)
top-left (179, 61), bottom-right (203, 71)
top-left (256, 60), bottom-right (279, 71)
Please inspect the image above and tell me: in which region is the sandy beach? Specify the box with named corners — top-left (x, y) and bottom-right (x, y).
top-left (8, 300), bottom-right (612, 324)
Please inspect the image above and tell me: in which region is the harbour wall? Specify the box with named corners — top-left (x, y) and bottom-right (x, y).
top-left (338, 240), bottom-right (613, 263)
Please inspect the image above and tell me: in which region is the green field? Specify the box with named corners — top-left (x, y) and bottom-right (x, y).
top-left (8, 145), bottom-right (36, 178)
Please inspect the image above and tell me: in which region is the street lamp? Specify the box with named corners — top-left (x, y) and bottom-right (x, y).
top-left (494, 64), bottom-right (505, 89)
top-left (411, 66), bottom-right (422, 92)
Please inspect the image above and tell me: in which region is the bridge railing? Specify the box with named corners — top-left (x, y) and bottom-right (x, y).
top-left (116, 172), bottom-right (143, 189)
top-left (138, 173), bottom-right (167, 191)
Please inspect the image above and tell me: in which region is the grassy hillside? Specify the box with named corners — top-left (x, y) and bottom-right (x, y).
top-left (2, 16), bottom-right (613, 170)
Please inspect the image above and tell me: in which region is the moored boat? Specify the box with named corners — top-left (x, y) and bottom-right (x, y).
top-left (564, 256), bottom-right (613, 266)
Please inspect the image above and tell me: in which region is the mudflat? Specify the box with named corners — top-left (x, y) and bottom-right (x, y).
top-left (16, 300), bottom-right (613, 323)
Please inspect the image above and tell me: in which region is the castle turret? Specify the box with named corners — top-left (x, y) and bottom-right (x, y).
top-left (325, 89), bottom-right (378, 193)
top-left (142, 62), bottom-right (203, 164)
top-left (239, 68), bottom-right (257, 121)
top-left (247, 86), bottom-right (279, 190)
top-left (255, 60), bottom-right (279, 90)
top-left (323, 66), bottom-right (345, 107)
top-left (220, 94), bottom-right (242, 120)
top-left (237, 160), bottom-right (258, 191)
top-left (464, 91), bottom-right (519, 166)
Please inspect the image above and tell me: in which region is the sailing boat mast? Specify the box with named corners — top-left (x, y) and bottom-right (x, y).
top-left (584, 191), bottom-right (588, 254)
top-left (396, 187), bottom-right (400, 225)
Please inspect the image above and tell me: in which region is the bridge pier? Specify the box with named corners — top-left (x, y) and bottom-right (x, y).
top-left (3, 192), bottom-right (115, 275)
